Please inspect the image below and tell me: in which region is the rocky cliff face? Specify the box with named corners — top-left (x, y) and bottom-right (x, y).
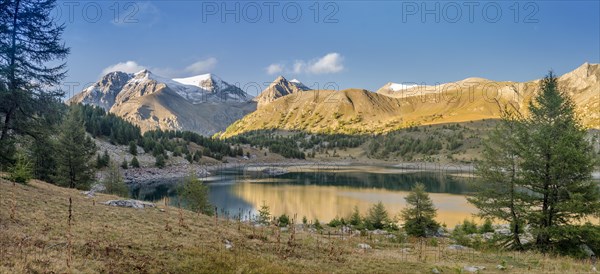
top-left (68, 71), bottom-right (132, 111)
top-left (253, 76), bottom-right (311, 107)
top-left (68, 70), bottom-right (256, 135)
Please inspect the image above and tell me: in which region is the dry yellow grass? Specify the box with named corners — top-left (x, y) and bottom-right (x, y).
top-left (0, 178), bottom-right (595, 273)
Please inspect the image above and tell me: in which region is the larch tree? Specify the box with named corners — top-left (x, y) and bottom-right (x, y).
top-left (54, 107), bottom-right (97, 190)
top-left (0, 0), bottom-right (69, 166)
top-left (366, 201), bottom-right (391, 230)
top-left (518, 72), bottom-right (600, 250)
top-left (401, 183), bottom-right (440, 237)
top-left (468, 109), bottom-right (527, 249)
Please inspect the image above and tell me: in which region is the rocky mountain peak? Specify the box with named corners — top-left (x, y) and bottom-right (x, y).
top-left (253, 76), bottom-right (311, 107)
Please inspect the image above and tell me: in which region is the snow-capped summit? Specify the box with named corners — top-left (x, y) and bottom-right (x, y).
top-left (67, 71), bottom-right (132, 110)
top-left (68, 70), bottom-right (256, 135)
top-left (174, 73), bottom-right (219, 89)
top-left (388, 83), bottom-right (417, 91)
top-left (289, 78), bottom-right (310, 90)
top-left (375, 82), bottom-right (420, 97)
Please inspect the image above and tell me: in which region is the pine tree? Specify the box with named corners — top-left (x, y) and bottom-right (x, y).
top-left (178, 172), bottom-right (212, 215)
top-left (0, 0), bottom-right (70, 166)
top-left (401, 183), bottom-right (439, 237)
top-left (365, 201), bottom-right (390, 230)
top-left (121, 159), bottom-right (128, 169)
top-left (519, 72), bottom-right (600, 250)
top-left (258, 202), bottom-right (271, 225)
top-left (103, 161), bottom-right (128, 197)
top-left (129, 141), bottom-right (137, 155)
top-left (30, 133), bottom-right (58, 183)
top-left (102, 150), bottom-right (110, 166)
top-left (468, 110), bottom-right (526, 249)
top-left (54, 107), bottom-right (97, 189)
top-left (130, 156), bottom-right (140, 168)
top-left (8, 152), bottom-right (32, 184)
top-left (155, 154), bottom-right (165, 168)
top-left (349, 205), bottom-right (362, 226)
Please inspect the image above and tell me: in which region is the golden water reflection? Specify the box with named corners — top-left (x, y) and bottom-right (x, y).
top-left (232, 182), bottom-right (478, 227)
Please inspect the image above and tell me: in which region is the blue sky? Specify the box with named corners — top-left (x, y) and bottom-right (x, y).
top-left (58, 1), bottom-right (600, 98)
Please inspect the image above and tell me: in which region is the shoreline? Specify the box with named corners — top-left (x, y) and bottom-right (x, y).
top-left (121, 160), bottom-right (600, 185)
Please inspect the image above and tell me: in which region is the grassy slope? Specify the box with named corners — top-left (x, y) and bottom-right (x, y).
top-left (0, 178), bottom-right (594, 273)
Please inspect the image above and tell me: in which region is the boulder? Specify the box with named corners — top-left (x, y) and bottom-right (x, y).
top-left (102, 199), bottom-right (156, 209)
top-left (357, 243), bottom-right (372, 249)
top-left (447, 244), bottom-right (469, 251)
top-left (494, 228), bottom-right (511, 236)
top-left (463, 266), bottom-right (485, 272)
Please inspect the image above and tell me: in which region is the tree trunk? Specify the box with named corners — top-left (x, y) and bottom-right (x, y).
top-left (2, 0), bottom-right (21, 142)
top-left (0, 107), bottom-right (14, 141)
top-left (536, 153), bottom-right (552, 249)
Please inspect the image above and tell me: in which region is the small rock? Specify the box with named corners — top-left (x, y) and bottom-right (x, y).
top-left (400, 248), bottom-right (411, 253)
top-left (447, 244), bottom-right (468, 251)
top-left (463, 266), bottom-right (485, 272)
top-left (431, 267), bottom-right (440, 273)
top-left (102, 199), bottom-right (156, 209)
top-left (494, 228), bottom-right (511, 236)
top-left (357, 243), bottom-right (371, 249)
top-left (482, 232), bottom-right (494, 240)
top-left (580, 244), bottom-right (596, 258)
top-left (592, 266), bottom-right (597, 272)
top-left (371, 229), bottom-right (388, 235)
top-left (224, 239), bottom-right (233, 250)
top-left (496, 264), bottom-right (506, 270)
top-left (280, 227), bottom-right (288, 232)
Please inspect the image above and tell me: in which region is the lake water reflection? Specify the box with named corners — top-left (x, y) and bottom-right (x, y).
top-left (131, 165), bottom-right (481, 226)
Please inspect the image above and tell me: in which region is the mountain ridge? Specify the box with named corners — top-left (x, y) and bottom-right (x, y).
top-left (68, 70), bottom-right (255, 135)
top-left (222, 63), bottom-right (600, 137)
top-left (252, 76), bottom-right (311, 108)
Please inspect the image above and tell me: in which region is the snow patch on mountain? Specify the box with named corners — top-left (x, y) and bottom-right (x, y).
top-left (389, 83), bottom-right (417, 91)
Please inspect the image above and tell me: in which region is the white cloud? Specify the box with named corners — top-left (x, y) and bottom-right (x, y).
top-left (292, 61), bottom-right (305, 74)
top-left (268, 53), bottom-right (345, 75)
top-left (102, 61), bottom-right (146, 75)
top-left (184, 57), bottom-right (218, 74)
top-left (101, 58), bottom-right (218, 78)
top-left (306, 53), bottom-right (344, 74)
top-left (266, 64), bottom-right (284, 75)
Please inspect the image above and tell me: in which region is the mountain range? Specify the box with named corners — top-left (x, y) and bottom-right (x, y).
top-left (69, 63), bottom-right (599, 137)
top-left (222, 63), bottom-right (599, 137)
top-left (68, 70), bottom-right (255, 135)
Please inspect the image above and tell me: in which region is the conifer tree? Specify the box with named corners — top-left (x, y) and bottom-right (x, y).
top-left (401, 183), bottom-right (439, 237)
top-left (103, 161), bottom-right (128, 197)
top-left (366, 201), bottom-right (390, 230)
top-left (130, 156), bottom-right (140, 168)
top-left (0, 0), bottom-right (69, 166)
top-left (519, 72), bottom-right (600, 249)
top-left (178, 172), bottom-right (212, 215)
top-left (54, 107), bottom-right (97, 189)
top-left (468, 109), bottom-right (526, 249)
